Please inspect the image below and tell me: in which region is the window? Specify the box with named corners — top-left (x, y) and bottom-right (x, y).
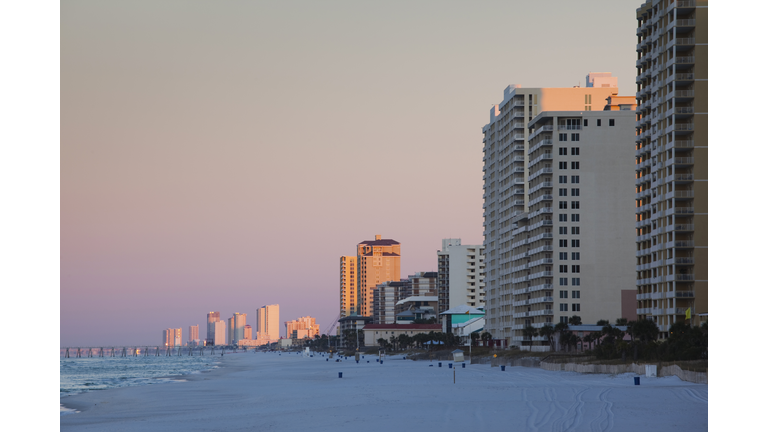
top-left (559, 214), bottom-right (568, 222)
top-left (571, 147), bottom-right (580, 155)
top-left (559, 133), bottom-right (567, 141)
top-left (559, 265), bottom-right (568, 273)
top-left (571, 161), bottom-right (580, 169)
top-left (559, 201), bottom-right (567, 209)
top-left (559, 239), bottom-right (568, 247)
top-left (558, 227), bottom-right (567, 235)
top-left (559, 175), bottom-right (567, 184)
top-left (571, 201), bottom-right (580, 209)
top-left (571, 214), bottom-right (580, 222)
top-left (560, 316), bottom-right (568, 324)
top-left (572, 278), bottom-right (580, 286)
top-left (597, 119), bottom-right (602, 127)
top-left (559, 161), bottom-right (568, 169)
top-left (571, 188), bottom-right (580, 196)
top-left (571, 227), bottom-right (580, 235)
top-left (559, 278), bottom-right (568, 286)
top-left (559, 188), bottom-right (567, 196)
top-left (559, 252), bottom-right (568, 260)
top-left (583, 119), bottom-right (588, 127)
top-left (572, 303), bottom-right (581, 312)
top-left (571, 175), bottom-right (580, 183)
top-left (572, 265), bottom-right (580, 273)
top-left (559, 147), bottom-right (567, 155)
top-left (571, 133), bottom-right (580, 141)
top-left (572, 252), bottom-right (580, 260)
top-left (572, 239), bottom-right (580, 247)
top-left (609, 119), bottom-right (615, 126)
top-left (560, 303), bottom-right (568, 312)
top-left (560, 290), bottom-right (568, 298)
top-left (572, 290), bottom-right (581, 299)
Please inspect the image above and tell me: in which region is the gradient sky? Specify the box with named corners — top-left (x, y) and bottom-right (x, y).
top-left (61, 0), bottom-right (640, 346)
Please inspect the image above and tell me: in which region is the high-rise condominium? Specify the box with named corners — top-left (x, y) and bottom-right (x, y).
top-left (339, 256), bottom-right (357, 318)
top-left (437, 239), bottom-right (485, 314)
top-left (481, 75), bottom-right (620, 343)
top-left (257, 304), bottom-right (280, 340)
top-left (511, 97), bottom-right (637, 346)
top-left (206, 311), bottom-right (220, 345)
top-left (189, 325), bottom-right (199, 342)
top-left (357, 235), bottom-right (401, 317)
top-left (635, 0), bottom-right (707, 335)
top-left (227, 313), bottom-right (247, 345)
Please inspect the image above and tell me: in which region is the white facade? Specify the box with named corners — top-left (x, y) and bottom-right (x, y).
top-left (437, 239), bottom-right (485, 313)
top-left (227, 313), bottom-right (247, 345)
top-left (213, 320), bottom-right (226, 346)
top-left (257, 304), bottom-right (280, 340)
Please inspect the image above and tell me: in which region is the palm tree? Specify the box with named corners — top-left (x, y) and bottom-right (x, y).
top-left (554, 322), bottom-right (569, 351)
top-left (568, 315), bottom-right (582, 325)
top-left (615, 318), bottom-right (628, 326)
top-left (470, 332), bottom-right (480, 347)
top-left (480, 332), bottom-right (492, 347)
top-left (522, 325), bottom-right (538, 346)
top-left (539, 324), bottom-right (555, 351)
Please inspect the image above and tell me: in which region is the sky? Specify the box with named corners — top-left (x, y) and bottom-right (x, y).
top-left (59, 0), bottom-right (641, 346)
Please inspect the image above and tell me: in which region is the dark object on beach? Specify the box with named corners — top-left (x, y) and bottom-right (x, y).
top-left (339, 372), bottom-right (342, 378)
top-left (462, 363), bottom-right (465, 368)
top-left (501, 366), bottom-right (506, 371)
top-left (634, 377), bottom-right (640, 385)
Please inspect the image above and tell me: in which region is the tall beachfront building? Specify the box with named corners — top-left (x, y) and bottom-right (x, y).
top-left (510, 98), bottom-right (637, 347)
top-left (339, 256), bottom-right (357, 318)
top-left (635, 0), bottom-right (707, 335)
top-left (257, 304), bottom-right (280, 340)
top-left (357, 235), bottom-right (401, 318)
top-left (162, 328), bottom-right (182, 347)
top-left (437, 239), bottom-right (485, 314)
top-left (227, 313), bottom-right (247, 345)
top-left (206, 311), bottom-right (220, 346)
top-left (188, 325), bottom-right (199, 343)
top-left (481, 76), bottom-right (620, 344)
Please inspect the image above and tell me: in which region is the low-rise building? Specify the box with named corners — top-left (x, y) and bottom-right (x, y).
top-left (362, 324), bottom-right (442, 346)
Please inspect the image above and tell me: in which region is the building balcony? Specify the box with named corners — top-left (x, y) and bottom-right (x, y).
top-left (528, 194), bottom-right (553, 207)
top-left (669, 173), bottom-right (694, 183)
top-left (672, 18), bottom-right (696, 28)
top-left (529, 139), bottom-right (553, 154)
top-left (670, 256), bottom-right (695, 266)
top-left (670, 274), bottom-right (695, 282)
top-left (668, 156), bottom-right (694, 167)
top-left (513, 144), bottom-right (526, 152)
top-left (528, 153), bottom-right (553, 168)
top-left (672, 290), bottom-right (695, 298)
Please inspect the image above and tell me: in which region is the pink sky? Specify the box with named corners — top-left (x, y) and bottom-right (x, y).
top-left (60, 0), bottom-right (639, 346)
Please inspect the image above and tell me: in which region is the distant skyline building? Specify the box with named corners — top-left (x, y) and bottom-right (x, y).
top-left (257, 304), bottom-right (280, 340)
top-left (189, 325), bottom-right (199, 343)
top-left (227, 312), bottom-right (247, 345)
top-left (162, 328), bottom-right (182, 347)
top-left (634, 0), bottom-right (707, 334)
top-left (244, 324), bottom-right (253, 340)
top-left (437, 239), bottom-right (485, 314)
top-left (206, 311), bottom-right (220, 346)
top-left (213, 320), bottom-right (226, 345)
top-left (284, 316), bottom-right (320, 339)
top-left (481, 74), bottom-right (620, 343)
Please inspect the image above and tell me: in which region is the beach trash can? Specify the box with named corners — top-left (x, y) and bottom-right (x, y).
top-left (462, 363), bottom-right (465, 368)
top-left (634, 377), bottom-right (640, 385)
top-left (367, 361), bottom-right (369, 363)
top-left (339, 372), bottom-right (342, 378)
top-left (501, 365), bottom-right (506, 371)
top-left (326, 358), bottom-right (328, 361)
top-left (381, 360), bottom-right (384, 364)
top-left (356, 360), bottom-right (359, 364)
top-left (449, 363), bottom-right (452, 369)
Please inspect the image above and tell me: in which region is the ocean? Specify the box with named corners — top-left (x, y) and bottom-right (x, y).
top-left (60, 351), bottom-right (221, 415)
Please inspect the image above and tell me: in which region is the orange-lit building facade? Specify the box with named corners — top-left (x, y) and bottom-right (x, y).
top-left (357, 235), bottom-right (401, 318)
top-left (339, 256), bottom-right (357, 318)
top-left (285, 316), bottom-right (320, 339)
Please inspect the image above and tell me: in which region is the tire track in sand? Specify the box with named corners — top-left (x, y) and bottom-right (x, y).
top-left (684, 388), bottom-right (708, 404)
top-left (589, 388), bottom-right (614, 432)
top-left (532, 387), bottom-right (559, 431)
top-left (522, 387), bottom-right (541, 431)
top-left (560, 387), bottom-right (589, 431)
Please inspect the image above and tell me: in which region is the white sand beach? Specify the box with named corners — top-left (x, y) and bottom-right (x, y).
top-left (60, 352), bottom-right (707, 431)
